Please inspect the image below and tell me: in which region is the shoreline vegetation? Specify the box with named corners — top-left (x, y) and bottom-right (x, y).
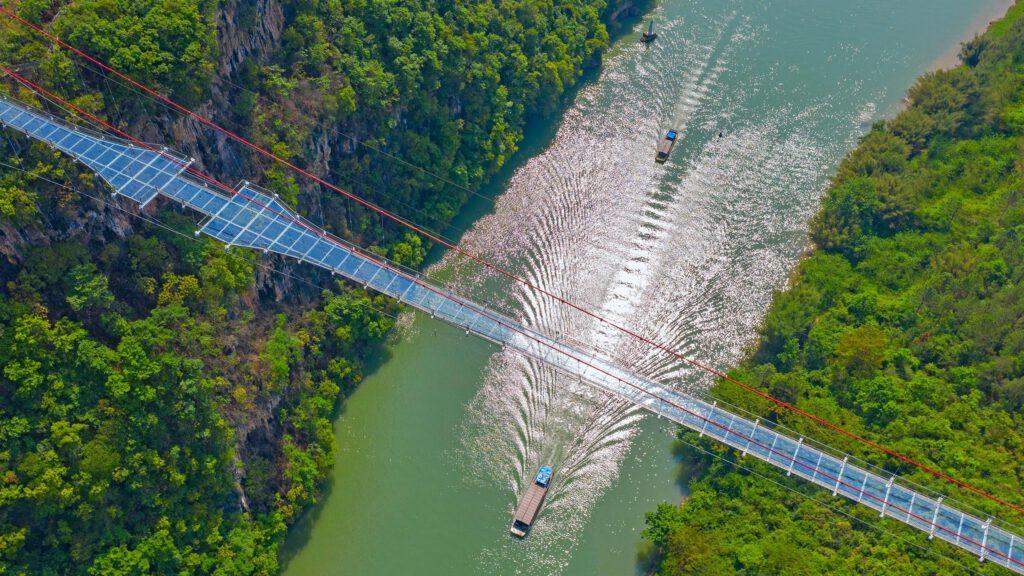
top-left (642, 2), bottom-right (1024, 575)
top-left (0, 0), bottom-right (629, 573)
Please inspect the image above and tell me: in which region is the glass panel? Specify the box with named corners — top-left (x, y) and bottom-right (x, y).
top-left (387, 275), bottom-right (414, 300)
top-left (488, 320), bottom-right (511, 342)
top-left (207, 225), bottom-right (234, 243)
top-left (117, 158), bottom-right (144, 178)
top-left (177, 183), bottom-right (206, 207)
top-left (197, 194), bottom-right (227, 214)
top-left (744, 426), bottom-right (772, 460)
top-left (811, 453), bottom-right (840, 486)
top-left (70, 137), bottom-right (95, 155)
top-left (21, 116), bottom-right (43, 133)
top-left (337, 253), bottom-right (361, 276)
top-left (935, 506), bottom-right (962, 540)
top-left (959, 515), bottom-right (985, 553)
top-left (154, 156), bottom-right (183, 173)
top-left (859, 475), bottom-right (888, 511)
top-left (48, 127), bottom-right (71, 146)
top-left (239, 186), bottom-right (272, 206)
top-left (459, 305), bottom-right (483, 328)
top-left (119, 181), bottom-right (149, 201)
top-left (0, 104), bottom-right (21, 122)
top-left (767, 434), bottom-right (797, 468)
top-left (372, 269), bottom-right (398, 292)
top-left (289, 234), bottom-right (317, 257)
top-left (716, 415), bottom-right (739, 447)
top-left (220, 222), bottom-right (243, 242)
top-left (135, 165), bottom-right (161, 184)
top-left (908, 498), bottom-right (938, 532)
top-left (352, 261), bottom-right (381, 285)
top-left (793, 445), bottom-right (820, 480)
top-left (54, 131), bottom-right (82, 151)
top-left (306, 242), bottom-right (331, 264)
top-left (33, 122), bottom-right (58, 141)
top-left (245, 214), bottom-right (273, 239)
top-left (885, 484), bottom-right (913, 519)
top-left (255, 220), bottom-right (286, 248)
top-left (203, 218), bottom-right (226, 235)
top-left (473, 316), bottom-right (499, 340)
top-left (435, 298), bottom-right (462, 323)
top-left (94, 148), bottom-right (121, 168)
top-left (711, 408), bottom-right (736, 441)
top-left (159, 175), bottom-right (190, 196)
top-left (106, 172), bottom-right (132, 191)
top-left (837, 467), bottom-right (866, 500)
top-left (983, 530), bottom-right (1011, 564)
top-left (403, 284), bottom-right (429, 308)
top-left (418, 290), bottom-right (446, 315)
top-left (272, 227), bottom-right (303, 252)
top-left (225, 201), bottom-right (258, 228)
top-left (103, 159), bottom-right (129, 180)
top-left (1003, 531), bottom-right (1022, 567)
top-left (142, 170), bottom-right (171, 191)
top-left (216, 202), bottom-right (243, 224)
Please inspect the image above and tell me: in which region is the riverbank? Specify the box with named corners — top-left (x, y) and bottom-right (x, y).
top-left (929, 0), bottom-right (1015, 71)
top-left (0, 0), bottom-right (633, 572)
top-left (643, 2), bottom-right (1024, 574)
top-left (280, 1), bottom-right (1017, 574)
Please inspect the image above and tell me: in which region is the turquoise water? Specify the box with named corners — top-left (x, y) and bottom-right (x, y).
top-left (282, 1), bottom-right (1013, 574)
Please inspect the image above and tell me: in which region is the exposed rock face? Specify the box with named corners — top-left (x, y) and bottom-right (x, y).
top-left (0, 187), bottom-right (138, 261)
top-left (146, 0), bottom-right (287, 183)
top-left (0, 1), bottom-right (289, 261)
top-left (216, 0), bottom-right (285, 80)
top-left (605, 0), bottom-right (646, 33)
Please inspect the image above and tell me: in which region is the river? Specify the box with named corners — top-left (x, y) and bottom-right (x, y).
top-left (281, 1), bottom-right (1012, 574)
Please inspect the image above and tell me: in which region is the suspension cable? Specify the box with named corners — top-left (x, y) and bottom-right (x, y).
top-left (3, 154), bottom-right (1004, 574)
top-left (2, 10), bottom-right (1024, 518)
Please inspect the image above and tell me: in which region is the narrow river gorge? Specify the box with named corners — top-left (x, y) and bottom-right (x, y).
top-left (281, 1), bottom-right (1013, 574)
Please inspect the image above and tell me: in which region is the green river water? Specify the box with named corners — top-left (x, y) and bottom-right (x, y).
top-left (282, 1), bottom-right (1013, 574)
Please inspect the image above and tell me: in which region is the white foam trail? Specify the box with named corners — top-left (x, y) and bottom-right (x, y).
top-left (430, 0), bottom-right (891, 572)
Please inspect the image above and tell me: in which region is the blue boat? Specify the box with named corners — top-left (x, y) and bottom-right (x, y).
top-left (510, 466), bottom-right (553, 537)
top-left (656, 129), bottom-right (679, 163)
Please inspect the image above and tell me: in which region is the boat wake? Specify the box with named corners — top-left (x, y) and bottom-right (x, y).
top-left (430, 0), bottom-right (887, 573)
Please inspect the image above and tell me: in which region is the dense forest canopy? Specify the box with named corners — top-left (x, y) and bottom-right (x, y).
top-left (0, 0), bottom-right (621, 573)
top-left (4, 0), bottom-right (612, 233)
top-left (644, 4), bottom-right (1024, 575)
top-left (0, 213), bottom-right (400, 573)
top-left (249, 0), bottom-right (611, 232)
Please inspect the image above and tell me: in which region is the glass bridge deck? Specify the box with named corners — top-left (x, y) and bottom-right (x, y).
top-left (1, 96), bottom-right (1021, 574)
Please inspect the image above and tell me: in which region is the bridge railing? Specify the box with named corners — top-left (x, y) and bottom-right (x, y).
top-left (1, 94), bottom-right (1022, 574)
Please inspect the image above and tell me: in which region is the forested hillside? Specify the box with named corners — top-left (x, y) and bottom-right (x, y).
top-left (0, 0), bottom-right (625, 573)
top-left (643, 4), bottom-right (1024, 575)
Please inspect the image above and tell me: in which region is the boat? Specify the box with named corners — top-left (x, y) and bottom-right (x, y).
top-left (510, 466), bottom-right (552, 538)
top-left (640, 20), bottom-right (657, 43)
top-left (655, 129), bottom-right (679, 163)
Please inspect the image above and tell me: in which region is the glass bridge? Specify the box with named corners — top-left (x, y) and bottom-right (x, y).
top-left (1, 96), bottom-right (1021, 574)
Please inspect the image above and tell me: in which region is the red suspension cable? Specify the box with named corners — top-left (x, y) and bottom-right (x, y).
top-left (2, 9), bottom-right (1024, 517)
top-left (7, 71), bottom-right (1024, 567)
